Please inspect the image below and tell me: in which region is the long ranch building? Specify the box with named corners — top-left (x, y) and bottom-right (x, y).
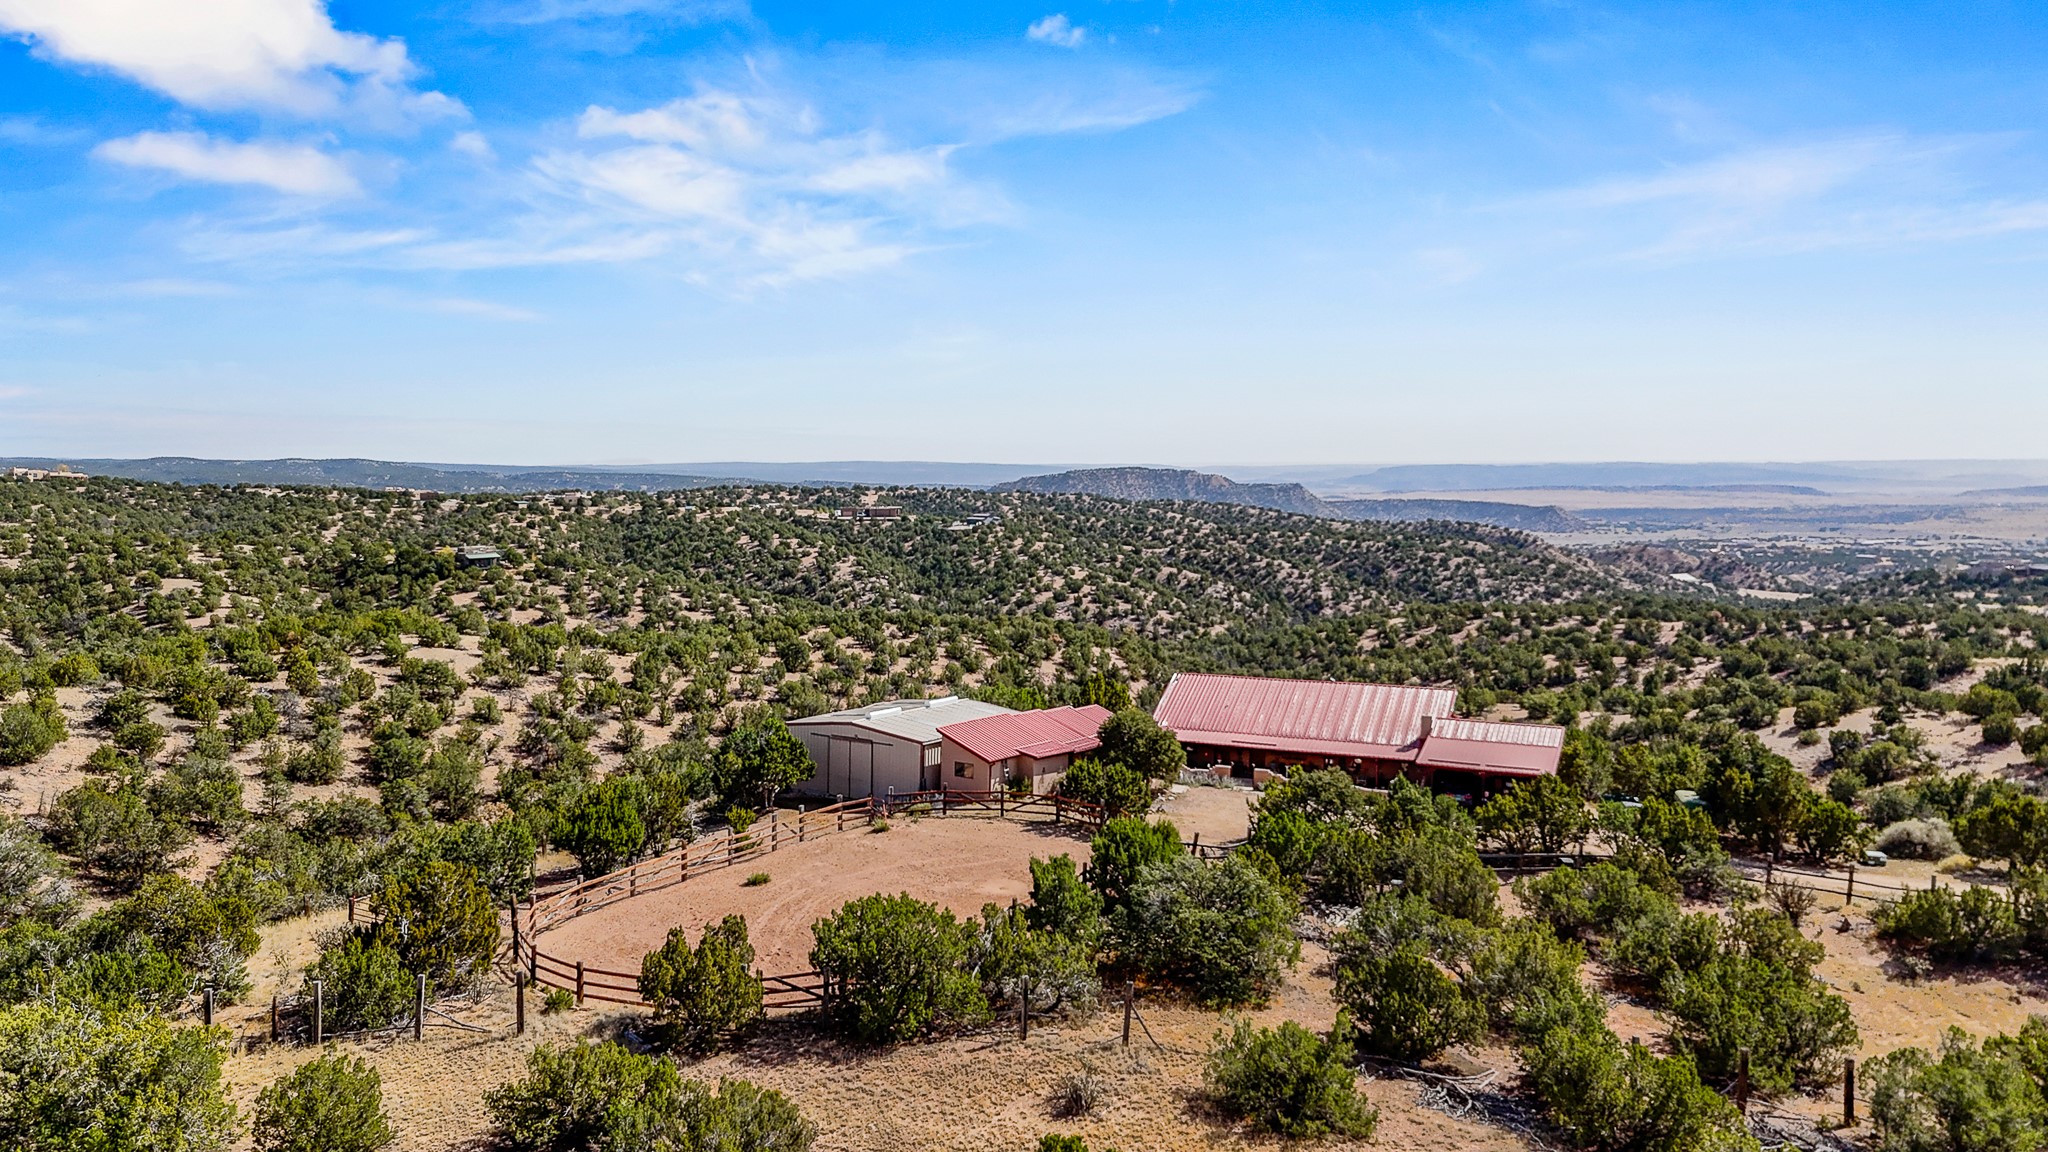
top-left (1152, 672), bottom-right (1564, 796)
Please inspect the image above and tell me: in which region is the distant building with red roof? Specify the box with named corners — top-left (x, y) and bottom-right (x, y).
top-left (1152, 672), bottom-right (1562, 796)
top-left (937, 704), bottom-right (1114, 794)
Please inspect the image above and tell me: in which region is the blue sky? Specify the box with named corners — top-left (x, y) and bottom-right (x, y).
top-left (2, 1), bottom-right (2046, 466)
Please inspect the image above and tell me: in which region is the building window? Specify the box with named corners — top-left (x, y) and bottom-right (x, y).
top-left (954, 762), bottom-right (970, 778)
top-left (922, 744), bottom-right (941, 768)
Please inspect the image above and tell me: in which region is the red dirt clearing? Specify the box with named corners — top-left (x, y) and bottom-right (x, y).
top-left (536, 815), bottom-right (1097, 978)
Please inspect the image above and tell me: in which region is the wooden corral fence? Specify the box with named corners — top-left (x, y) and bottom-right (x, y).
top-left (513, 798), bottom-right (871, 1011)
top-left (513, 790), bottom-right (1104, 1012)
top-left (871, 788), bottom-right (1106, 830)
top-left (524, 798), bottom-right (873, 937)
top-left (1733, 858), bottom-right (1957, 907)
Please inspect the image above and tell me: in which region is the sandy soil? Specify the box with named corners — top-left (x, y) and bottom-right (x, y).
top-left (220, 937), bottom-right (1528, 1152)
top-left (1154, 785), bottom-right (1255, 847)
top-left (1811, 911), bottom-right (2048, 1055)
top-left (536, 816), bottom-right (1099, 977)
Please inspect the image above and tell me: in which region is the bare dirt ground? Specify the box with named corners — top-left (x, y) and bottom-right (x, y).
top-left (536, 816), bottom-right (1099, 977)
top-left (221, 941), bottom-right (1528, 1152)
top-left (1153, 784), bottom-right (1255, 847)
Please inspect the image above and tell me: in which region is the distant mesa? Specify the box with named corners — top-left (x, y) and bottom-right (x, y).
top-left (994, 467), bottom-right (1339, 517)
top-left (1326, 498), bottom-right (1585, 533)
top-left (993, 467), bottom-right (1581, 532)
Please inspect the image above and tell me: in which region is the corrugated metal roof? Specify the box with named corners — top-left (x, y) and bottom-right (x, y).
top-left (1152, 673), bottom-right (1456, 759)
top-left (1415, 719), bottom-right (1566, 776)
top-left (788, 697), bottom-right (1015, 744)
top-left (1428, 718), bottom-right (1565, 748)
top-left (939, 705), bottom-right (1113, 763)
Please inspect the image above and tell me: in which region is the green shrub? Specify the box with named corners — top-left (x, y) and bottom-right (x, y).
top-left (1109, 854), bottom-right (1297, 1008)
top-left (1082, 816), bottom-right (1181, 912)
top-left (1983, 713), bottom-right (2023, 747)
top-left (1024, 854), bottom-right (1102, 947)
top-left (1874, 886), bottom-right (2025, 964)
top-left (89, 873), bottom-right (260, 1003)
top-left (1663, 951), bottom-right (1859, 1094)
top-left (47, 780), bottom-right (193, 889)
top-left (0, 698), bottom-right (66, 767)
top-left (1475, 776), bottom-right (1590, 853)
top-left (149, 755), bottom-right (249, 835)
top-left (1334, 941), bottom-right (1483, 1062)
top-left (640, 914), bottom-right (763, 1054)
top-left (555, 775), bottom-right (647, 877)
top-left (810, 894), bottom-right (987, 1043)
top-left (542, 987), bottom-right (574, 1014)
top-left (1093, 708), bottom-right (1186, 780)
top-left (972, 903), bottom-right (1098, 1015)
top-left (371, 861), bottom-right (499, 993)
top-left (1462, 918), bottom-right (1602, 1041)
top-left (305, 936), bottom-right (412, 1034)
top-left (1055, 758), bottom-right (1151, 819)
top-left (253, 1049), bottom-right (396, 1152)
top-left (485, 1041), bottom-right (815, 1152)
top-left (710, 715), bottom-right (812, 810)
top-left (1869, 1028), bottom-right (2048, 1152)
top-left (0, 998), bottom-right (238, 1152)
top-left (1204, 1016), bottom-right (1377, 1139)
top-left (1522, 1024), bottom-right (1752, 1152)
top-left (1957, 793), bottom-right (2048, 869)
top-left (285, 729), bottom-right (346, 785)
top-left (1515, 862), bottom-right (1672, 944)
top-left (0, 813), bottom-right (76, 930)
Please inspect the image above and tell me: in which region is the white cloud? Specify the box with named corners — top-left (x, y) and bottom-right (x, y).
top-left (0, 0), bottom-right (459, 122)
top-left (451, 130), bottom-right (496, 160)
top-left (96, 131), bottom-right (360, 196)
top-left (471, 0), bottom-right (744, 25)
top-left (506, 89), bottom-right (997, 284)
top-left (426, 297), bottom-right (543, 321)
top-left (1027, 14), bottom-right (1085, 49)
top-left (1513, 134), bottom-right (2048, 262)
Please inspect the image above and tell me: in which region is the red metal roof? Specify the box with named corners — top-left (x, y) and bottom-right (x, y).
top-left (1151, 673), bottom-right (1457, 760)
top-left (938, 705), bottom-right (1113, 764)
top-left (1415, 719), bottom-right (1565, 776)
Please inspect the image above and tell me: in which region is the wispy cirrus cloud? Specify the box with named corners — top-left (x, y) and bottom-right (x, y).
top-left (96, 131), bottom-right (361, 197)
top-left (469, 0), bottom-right (744, 26)
top-left (156, 57), bottom-right (1198, 288)
top-left (1512, 133), bottom-right (2048, 262)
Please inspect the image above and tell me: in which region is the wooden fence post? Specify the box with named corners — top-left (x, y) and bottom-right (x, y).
top-left (1122, 981), bottom-right (1134, 1048)
top-left (202, 987), bottom-right (215, 1027)
top-left (516, 974), bottom-right (527, 1036)
top-left (798, 804), bottom-right (806, 842)
top-left (1844, 1057), bottom-right (1857, 1125)
top-left (1736, 1047), bottom-right (1751, 1116)
top-left (1764, 857), bottom-right (1774, 886)
top-left (1018, 994), bottom-right (1028, 1041)
top-left (348, 895), bottom-right (356, 924)
top-left (311, 979), bottom-right (324, 1045)
top-left (270, 996), bottom-right (280, 1043)
top-left (575, 961), bottom-right (586, 1008)
top-left (771, 808), bottom-right (780, 850)
top-left (414, 974), bottom-right (427, 1041)
top-left (1845, 864), bottom-right (1856, 906)
top-left (1191, 833), bottom-right (1202, 857)
top-left (511, 904), bottom-right (522, 968)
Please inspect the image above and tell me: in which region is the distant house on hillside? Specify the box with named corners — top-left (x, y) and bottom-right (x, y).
top-left (937, 704), bottom-right (1112, 794)
top-left (789, 696), bottom-right (1014, 799)
top-left (1151, 672), bottom-right (1563, 797)
top-left (834, 505), bottom-right (903, 521)
top-left (454, 545), bottom-right (503, 568)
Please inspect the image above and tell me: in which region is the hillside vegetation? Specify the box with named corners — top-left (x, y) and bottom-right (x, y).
top-left (5, 475), bottom-right (2048, 1151)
